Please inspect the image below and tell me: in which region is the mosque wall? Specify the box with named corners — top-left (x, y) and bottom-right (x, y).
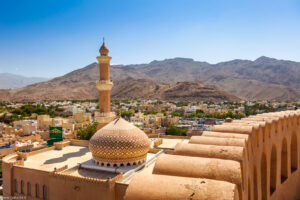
top-left (17, 146), bottom-right (55, 160)
top-left (2, 164), bottom-right (117, 200)
top-left (69, 139), bottom-right (89, 146)
top-left (115, 182), bottom-right (128, 200)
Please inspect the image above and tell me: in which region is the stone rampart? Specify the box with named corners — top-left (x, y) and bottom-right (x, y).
top-left (124, 110), bottom-right (300, 200)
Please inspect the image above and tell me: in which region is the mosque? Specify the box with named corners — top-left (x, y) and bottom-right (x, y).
top-left (2, 40), bottom-right (300, 200)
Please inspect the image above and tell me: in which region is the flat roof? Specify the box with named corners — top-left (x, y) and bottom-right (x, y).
top-left (66, 167), bottom-right (118, 180)
top-left (23, 145), bottom-right (91, 171)
top-left (22, 145), bottom-right (162, 182)
top-left (156, 138), bottom-right (189, 149)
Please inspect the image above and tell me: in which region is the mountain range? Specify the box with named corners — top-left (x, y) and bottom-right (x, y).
top-left (1, 56), bottom-right (300, 101)
top-left (0, 73), bottom-right (49, 89)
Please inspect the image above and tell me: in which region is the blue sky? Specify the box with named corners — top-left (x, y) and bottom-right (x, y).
top-left (0, 0), bottom-right (300, 78)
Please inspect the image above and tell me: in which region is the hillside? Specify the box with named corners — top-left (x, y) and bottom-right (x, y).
top-left (0, 73), bottom-right (49, 89)
top-left (1, 76), bottom-right (239, 102)
top-left (1, 56), bottom-right (300, 101)
top-left (112, 79), bottom-right (240, 101)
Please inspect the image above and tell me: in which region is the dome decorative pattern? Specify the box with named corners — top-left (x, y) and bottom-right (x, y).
top-left (89, 117), bottom-right (150, 167)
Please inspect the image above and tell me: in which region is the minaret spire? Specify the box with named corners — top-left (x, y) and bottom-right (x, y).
top-left (95, 38), bottom-right (116, 129)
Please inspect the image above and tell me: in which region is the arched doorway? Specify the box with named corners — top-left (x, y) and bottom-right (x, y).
top-left (270, 145), bottom-right (277, 195)
top-left (261, 153), bottom-right (267, 200)
top-left (291, 133), bottom-right (298, 173)
top-left (281, 138), bottom-right (288, 183)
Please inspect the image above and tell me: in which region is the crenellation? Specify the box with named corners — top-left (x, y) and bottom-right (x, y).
top-left (124, 110), bottom-right (300, 200)
top-left (189, 135), bottom-right (246, 147)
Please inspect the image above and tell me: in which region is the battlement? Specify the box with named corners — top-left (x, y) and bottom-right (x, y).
top-left (124, 110), bottom-right (300, 200)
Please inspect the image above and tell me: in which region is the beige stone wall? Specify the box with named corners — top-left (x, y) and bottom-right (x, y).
top-left (124, 110), bottom-right (300, 200)
top-left (115, 183), bottom-right (128, 200)
top-left (0, 148), bottom-right (14, 158)
top-left (37, 131), bottom-right (49, 140)
top-left (2, 166), bottom-right (116, 200)
top-left (5, 127), bottom-right (15, 135)
top-left (54, 140), bottom-right (71, 150)
top-left (206, 111), bottom-right (300, 200)
top-left (18, 134), bottom-right (41, 142)
top-left (37, 115), bottom-right (50, 130)
top-left (69, 139), bottom-right (89, 146)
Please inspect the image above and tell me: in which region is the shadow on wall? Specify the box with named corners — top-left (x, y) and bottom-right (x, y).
top-left (43, 147), bottom-right (89, 164)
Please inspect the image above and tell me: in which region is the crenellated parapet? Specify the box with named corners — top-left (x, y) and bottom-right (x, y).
top-left (51, 170), bottom-right (123, 185)
top-left (124, 110), bottom-right (300, 200)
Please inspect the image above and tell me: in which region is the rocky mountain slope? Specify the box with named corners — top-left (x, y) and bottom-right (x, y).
top-left (112, 79), bottom-right (240, 101)
top-left (111, 57), bottom-right (300, 100)
top-left (1, 56), bottom-right (300, 101)
top-left (1, 76), bottom-right (239, 102)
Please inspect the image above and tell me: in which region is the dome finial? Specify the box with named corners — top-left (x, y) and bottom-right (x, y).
top-left (99, 37), bottom-right (109, 56)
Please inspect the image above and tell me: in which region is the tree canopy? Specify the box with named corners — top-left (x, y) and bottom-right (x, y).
top-left (77, 122), bottom-right (98, 140)
top-left (166, 125), bottom-right (187, 136)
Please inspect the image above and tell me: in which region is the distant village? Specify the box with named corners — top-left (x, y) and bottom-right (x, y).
top-left (0, 99), bottom-right (298, 162)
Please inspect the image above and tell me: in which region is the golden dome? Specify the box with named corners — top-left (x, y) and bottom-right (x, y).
top-left (89, 117), bottom-right (150, 167)
top-left (99, 37), bottom-right (109, 56)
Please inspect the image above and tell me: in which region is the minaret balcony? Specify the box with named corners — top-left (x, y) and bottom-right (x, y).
top-left (94, 112), bottom-right (116, 124)
top-left (96, 80), bottom-right (113, 91)
top-left (96, 56), bottom-right (112, 63)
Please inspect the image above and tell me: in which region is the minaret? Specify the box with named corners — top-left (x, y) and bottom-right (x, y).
top-left (95, 38), bottom-right (116, 129)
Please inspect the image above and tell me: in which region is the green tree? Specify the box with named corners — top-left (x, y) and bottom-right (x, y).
top-left (77, 122), bottom-right (98, 140)
top-left (121, 111), bottom-right (132, 118)
top-left (171, 111), bottom-right (184, 117)
top-left (166, 125), bottom-right (187, 136)
top-left (196, 109), bottom-right (204, 114)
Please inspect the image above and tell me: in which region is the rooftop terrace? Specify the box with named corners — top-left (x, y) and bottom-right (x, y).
top-left (23, 145), bottom-right (91, 171)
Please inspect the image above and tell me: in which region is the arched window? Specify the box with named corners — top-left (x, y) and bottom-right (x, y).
top-left (27, 182), bottom-right (31, 196)
top-left (36, 184), bottom-right (40, 198)
top-left (14, 179), bottom-right (18, 193)
top-left (291, 133), bottom-right (298, 172)
top-left (261, 153), bottom-right (267, 200)
top-left (281, 138), bottom-right (288, 183)
top-left (270, 145), bottom-right (277, 195)
top-left (253, 166), bottom-right (258, 200)
top-left (43, 185), bottom-right (47, 200)
top-left (21, 180), bottom-right (24, 194)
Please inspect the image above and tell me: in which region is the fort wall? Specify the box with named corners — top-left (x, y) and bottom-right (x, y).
top-left (124, 110), bottom-right (300, 200)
